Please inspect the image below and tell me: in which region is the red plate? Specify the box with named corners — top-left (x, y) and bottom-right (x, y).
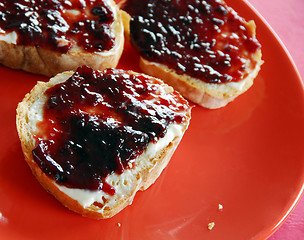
top-left (0, 0), bottom-right (303, 239)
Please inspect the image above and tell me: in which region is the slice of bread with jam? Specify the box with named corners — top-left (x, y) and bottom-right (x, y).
top-left (120, 0), bottom-right (263, 109)
top-left (0, 0), bottom-right (124, 76)
top-left (16, 66), bottom-right (191, 219)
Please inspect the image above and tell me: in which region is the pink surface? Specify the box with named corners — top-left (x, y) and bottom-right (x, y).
top-left (248, 0), bottom-right (304, 239)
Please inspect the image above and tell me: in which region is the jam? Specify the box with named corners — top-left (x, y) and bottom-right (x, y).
top-left (0, 0), bottom-right (115, 53)
top-left (32, 66), bottom-right (190, 194)
top-left (122, 0), bottom-right (261, 84)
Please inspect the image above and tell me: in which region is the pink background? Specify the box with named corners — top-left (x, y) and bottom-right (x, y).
top-left (248, 0), bottom-right (304, 239)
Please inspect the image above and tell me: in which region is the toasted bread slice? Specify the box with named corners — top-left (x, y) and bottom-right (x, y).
top-left (120, 0), bottom-right (263, 109)
top-left (16, 66), bottom-right (191, 219)
top-left (0, 0), bottom-right (124, 76)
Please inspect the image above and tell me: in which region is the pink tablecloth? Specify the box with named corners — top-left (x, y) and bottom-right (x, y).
top-left (248, 0), bottom-right (304, 239)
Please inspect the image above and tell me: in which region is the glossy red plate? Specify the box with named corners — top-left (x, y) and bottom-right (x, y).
top-left (0, 0), bottom-right (304, 239)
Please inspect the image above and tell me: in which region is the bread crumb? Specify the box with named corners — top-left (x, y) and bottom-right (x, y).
top-left (208, 222), bottom-right (215, 230)
top-left (218, 204), bottom-right (223, 211)
top-left (0, 212), bottom-right (7, 224)
top-left (117, 223), bottom-right (121, 227)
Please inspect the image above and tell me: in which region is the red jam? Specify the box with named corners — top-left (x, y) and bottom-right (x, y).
top-left (32, 66), bottom-right (190, 194)
top-left (0, 0), bottom-right (115, 53)
top-left (122, 0), bottom-right (261, 84)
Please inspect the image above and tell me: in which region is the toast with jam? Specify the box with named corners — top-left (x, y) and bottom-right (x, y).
top-left (0, 0), bottom-right (124, 76)
top-left (16, 66), bottom-right (191, 219)
top-left (120, 0), bottom-right (263, 109)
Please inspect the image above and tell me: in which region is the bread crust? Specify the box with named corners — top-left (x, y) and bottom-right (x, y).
top-left (120, 3), bottom-right (263, 109)
top-left (0, 0), bottom-right (124, 77)
top-left (16, 70), bottom-right (191, 219)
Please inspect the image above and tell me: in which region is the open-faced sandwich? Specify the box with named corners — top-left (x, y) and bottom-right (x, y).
top-left (0, 0), bottom-right (124, 76)
top-left (120, 0), bottom-right (263, 108)
top-left (16, 66), bottom-right (191, 218)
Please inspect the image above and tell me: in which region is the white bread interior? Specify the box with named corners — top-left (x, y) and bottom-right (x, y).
top-left (16, 70), bottom-right (191, 219)
top-left (0, 0), bottom-right (124, 76)
top-left (120, 5), bottom-right (263, 109)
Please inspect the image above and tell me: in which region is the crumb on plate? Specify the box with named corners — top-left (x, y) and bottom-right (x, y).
top-left (208, 222), bottom-right (215, 230)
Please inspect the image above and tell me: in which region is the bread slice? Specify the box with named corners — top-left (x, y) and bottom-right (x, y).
top-left (16, 66), bottom-right (191, 219)
top-left (120, 0), bottom-right (263, 109)
top-left (0, 0), bottom-right (124, 76)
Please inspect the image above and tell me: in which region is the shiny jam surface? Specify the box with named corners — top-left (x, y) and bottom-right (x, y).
top-left (32, 66), bottom-right (190, 194)
top-left (0, 0), bottom-right (115, 53)
top-left (122, 0), bottom-right (261, 83)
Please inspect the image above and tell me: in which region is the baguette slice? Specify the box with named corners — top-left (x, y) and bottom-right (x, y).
top-left (16, 66), bottom-right (191, 219)
top-left (0, 0), bottom-right (124, 76)
top-left (120, 0), bottom-right (263, 109)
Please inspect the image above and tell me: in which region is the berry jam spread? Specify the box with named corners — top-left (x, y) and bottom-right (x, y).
top-left (32, 66), bottom-right (190, 194)
top-left (0, 0), bottom-right (115, 53)
top-left (122, 0), bottom-right (261, 84)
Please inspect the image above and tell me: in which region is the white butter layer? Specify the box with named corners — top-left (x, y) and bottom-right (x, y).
top-left (0, 31), bottom-right (17, 44)
top-left (28, 95), bottom-right (47, 131)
